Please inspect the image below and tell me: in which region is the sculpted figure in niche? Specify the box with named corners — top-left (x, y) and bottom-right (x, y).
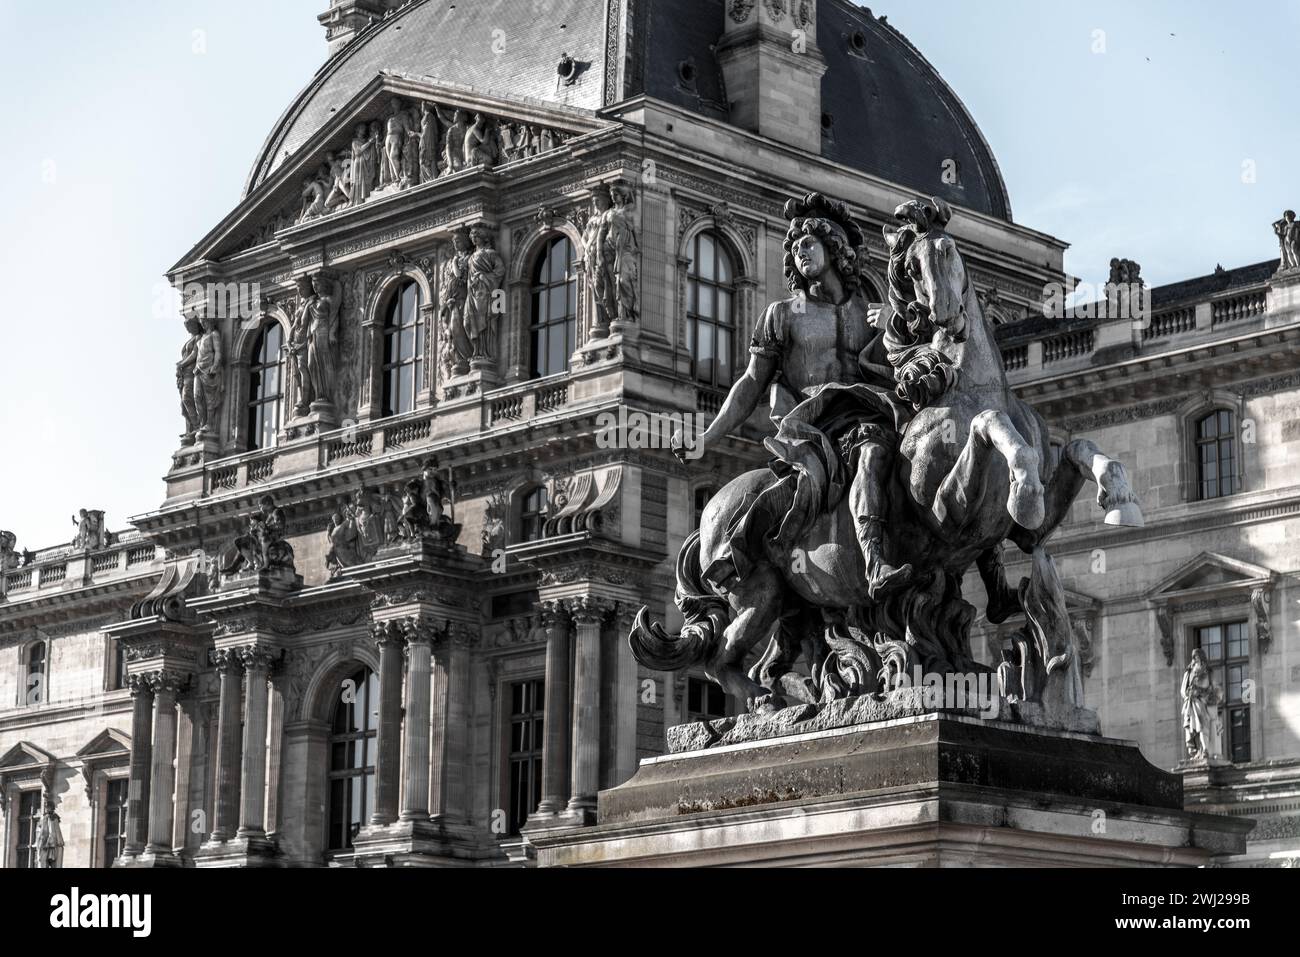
top-left (177, 316), bottom-right (202, 438)
top-left (288, 276), bottom-right (316, 415)
top-left (465, 224), bottom-right (506, 361)
top-left (583, 185), bottom-right (614, 336)
top-left (353, 487), bottom-right (385, 561)
top-left (326, 501), bottom-right (361, 575)
top-left (464, 113), bottom-right (497, 169)
top-left (418, 103), bottom-right (440, 184)
top-left (193, 315), bottom-right (225, 440)
top-left (325, 152), bottom-right (352, 211)
top-left (437, 106), bottom-right (469, 175)
top-left (500, 123), bottom-right (524, 162)
top-left (225, 496), bottom-right (294, 577)
top-left (1274, 210), bottom-right (1300, 271)
top-left (305, 273), bottom-right (343, 410)
top-left (607, 182), bottom-right (641, 324)
top-left (349, 122), bottom-right (379, 207)
top-left (379, 99), bottom-right (416, 189)
top-left (1181, 647), bottom-right (1223, 760)
top-left (440, 227), bottom-right (474, 375)
top-left (377, 484), bottom-right (402, 541)
top-left (299, 158), bottom-right (331, 222)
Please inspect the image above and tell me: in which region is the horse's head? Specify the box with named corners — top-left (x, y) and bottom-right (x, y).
top-left (884, 197), bottom-right (970, 344)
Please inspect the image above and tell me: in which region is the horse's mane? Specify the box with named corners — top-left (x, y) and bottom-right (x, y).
top-left (881, 198), bottom-right (963, 410)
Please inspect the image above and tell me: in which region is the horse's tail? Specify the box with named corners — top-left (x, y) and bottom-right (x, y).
top-left (628, 531), bottom-right (729, 671)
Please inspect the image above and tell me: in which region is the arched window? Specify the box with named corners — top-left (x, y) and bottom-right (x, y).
top-left (327, 666), bottom-right (379, 852)
top-left (519, 486), bottom-right (549, 544)
top-left (530, 236), bottom-right (578, 379)
top-left (247, 322), bottom-right (284, 451)
top-left (686, 232), bottom-right (736, 389)
top-left (383, 281), bottom-right (424, 418)
top-left (25, 640), bottom-right (47, 706)
top-left (1196, 410), bottom-right (1238, 501)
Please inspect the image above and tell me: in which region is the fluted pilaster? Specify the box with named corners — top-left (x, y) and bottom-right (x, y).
top-left (124, 675), bottom-right (154, 857)
top-left (146, 672), bottom-right (187, 854)
top-left (209, 649), bottom-right (244, 842)
top-left (536, 601), bottom-right (572, 815)
top-left (567, 596), bottom-right (611, 817)
top-left (237, 648), bottom-right (275, 838)
top-left (370, 620), bottom-right (406, 826)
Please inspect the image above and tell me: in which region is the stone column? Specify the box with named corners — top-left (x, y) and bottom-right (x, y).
top-left (124, 675), bottom-right (154, 857)
top-left (400, 620), bottom-right (434, 822)
top-left (146, 673), bottom-right (183, 854)
top-left (536, 602), bottom-right (572, 815)
top-left (567, 597), bottom-right (608, 817)
top-left (237, 649), bottom-right (273, 839)
top-left (371, 620), bottom-right (405, 826)
top-left (209, 650), bottom-right (244, 842)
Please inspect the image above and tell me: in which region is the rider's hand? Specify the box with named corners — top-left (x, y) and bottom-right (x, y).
top-left (671, 430), bottom-right (692, 465)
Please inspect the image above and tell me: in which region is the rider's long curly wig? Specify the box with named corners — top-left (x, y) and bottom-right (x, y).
top-left (782, 193), bottom-right (865, 299)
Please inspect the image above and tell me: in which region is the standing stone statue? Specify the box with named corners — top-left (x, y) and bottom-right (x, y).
top-left (607, 182), bottom-right (641, 324)
top-left (441, 227), bottom-right (474, 375)
top-left (1181, 647), bottom-right (1223, 761)
top-left (418, 102), bottom-right (440, 184)
top-left (192, 315), bottom-right (225, 441)
top-left (1274, 210), bottom-right (1300, 272)
top-left (379, 99), bottom-right (416, 189)
top-left (437, 106), bottom-right (469, 175)
top-left (305, 272), bottom-right (342, 412)
top-left (583, 185), bottom-right (614, 338)
top-left (177, 316), bottom-right (202, 439)
top-left (465, 224), bottom-right (506, 362)
top-left (349, 122), bottom-right (379, 208)
top-left (35, 802), bottom-right (63, 869)
top-left (326, 500), bottom-right (362, 575)
top-left (288, 275), bottom-right (316, 416)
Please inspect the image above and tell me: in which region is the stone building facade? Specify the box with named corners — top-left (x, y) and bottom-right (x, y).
top-left (0, 0), bottom-right (1293, 868)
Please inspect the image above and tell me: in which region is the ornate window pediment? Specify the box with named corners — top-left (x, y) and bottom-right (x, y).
top-left (1145, 552), bottom-right (1277, 664)
top-left (0, 742), bottom-right (57, 811)
top-left (76, 729), bottom-right (131, 803)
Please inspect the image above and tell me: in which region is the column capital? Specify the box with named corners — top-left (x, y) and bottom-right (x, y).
top-left (127, 673), bottom-right (156, 697)
top-left (209, 647), bottom-right (245, 674)
top-left (371, 619), bottom-right (407, 650)
top-left (145, 671), bottom-right (190, 697)
top-left (565, 595), bottom-right (616, 625)
top-left (237, 646), bottom-right (278, 674)
top-left (540, 599), bottom-right (571, 629)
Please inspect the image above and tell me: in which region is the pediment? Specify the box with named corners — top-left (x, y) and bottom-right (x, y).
top-left (0, 741), bottom-right (56, 773)
top-left (75, 728), bottom-right (130, 761)
top-left (177, 76), bottom-right (605, 270)
top-left (1145, 552), bottom-right (1275, 603)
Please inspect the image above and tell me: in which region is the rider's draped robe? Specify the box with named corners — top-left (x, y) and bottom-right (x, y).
top-left (704, 293), bottom-right (912, 588)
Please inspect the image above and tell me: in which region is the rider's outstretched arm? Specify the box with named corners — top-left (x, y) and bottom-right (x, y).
top-left (698, 350), bottom-right (777, 451)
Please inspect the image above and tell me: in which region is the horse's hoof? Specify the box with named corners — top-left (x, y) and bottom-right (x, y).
top-left (1105, 502), bottom-right (1145, 528)
top-left (1008, 479), bottom-right (1045, 531)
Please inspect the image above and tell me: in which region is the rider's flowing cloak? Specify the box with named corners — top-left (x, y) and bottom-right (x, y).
top-left (705, 295), bottom-right (911, 588)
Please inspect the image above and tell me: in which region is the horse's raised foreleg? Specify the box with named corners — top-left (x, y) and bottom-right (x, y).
top-left (1009, 438), bottom-right (1144, 552)
top-left (934, 410), bottom-right (1044, 532)
top-left (704, 564), bottom-right (789, 713)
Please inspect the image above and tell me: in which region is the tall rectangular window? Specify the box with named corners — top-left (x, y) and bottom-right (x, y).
top-left (103, 778), bottom-right (129, 867)
top-left (507, 679), bottom-right (545, 835)
top-left (14, 791), bottom-right (42, 869)
top-left (1195, 621), bottom-right (1251, 762)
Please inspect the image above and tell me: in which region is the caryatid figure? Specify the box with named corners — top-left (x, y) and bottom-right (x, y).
top-left (607, 182), bottom-right (641, 324)
top-left (440, 227), bottom-right (474, 375)
top-left (418, 102), bottom-right (440, 183)
top-left (582, 185), bottom-right (614, 338)
top-left (289, 275), bottom-right (316, 416)
top-left (177, 316), bottom-right (202, 439)
top-left (305, 272), bottom-right (342, 411)
top-left (465, 224), bottom-right (506, 362)
top-left (193, 315), bottom-right (225, 440)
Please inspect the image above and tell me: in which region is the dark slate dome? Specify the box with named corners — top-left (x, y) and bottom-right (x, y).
top-left (248, 0), bottom-right (1012, 221)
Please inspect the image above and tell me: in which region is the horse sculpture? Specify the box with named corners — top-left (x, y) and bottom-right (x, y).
top-left (631, 194), bottom-right (1143, 717)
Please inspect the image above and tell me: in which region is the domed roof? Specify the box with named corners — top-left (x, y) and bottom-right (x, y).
top-left (248, 0), bottom-right (1011, 221)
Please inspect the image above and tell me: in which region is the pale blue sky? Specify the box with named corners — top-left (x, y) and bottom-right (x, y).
top-left (0, 0), bottom-right (1296, 550)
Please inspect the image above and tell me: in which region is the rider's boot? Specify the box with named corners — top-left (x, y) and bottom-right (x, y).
top-left (978, 547), bottom-right (1022, 624)
top-left (856, 516), bottom-right (914, 602)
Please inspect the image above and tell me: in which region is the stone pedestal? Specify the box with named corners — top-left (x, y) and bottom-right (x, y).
top-left (531, 700), bottom-right (1253, 868)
